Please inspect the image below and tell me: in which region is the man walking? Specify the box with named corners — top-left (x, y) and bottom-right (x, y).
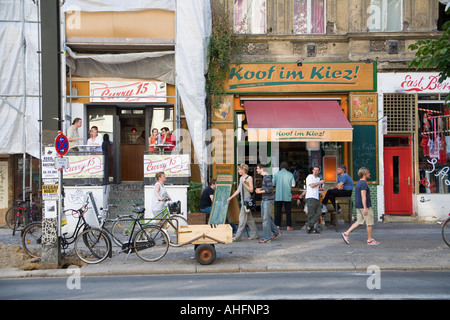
top-left (272, 162), bottom-right (296, 231)
top-left (305, 166), bottom-right (324, 234)
top-left (341, 167), bottom-right (380, 245)
top-left (255, 163), bottom-right (282, 243)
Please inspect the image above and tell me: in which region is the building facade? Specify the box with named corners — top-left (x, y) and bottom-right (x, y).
top-left (211, 0), bottom-right (449, 222)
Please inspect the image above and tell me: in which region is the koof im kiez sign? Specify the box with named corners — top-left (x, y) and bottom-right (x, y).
top-left (226, 61), bottom-right (376, 93)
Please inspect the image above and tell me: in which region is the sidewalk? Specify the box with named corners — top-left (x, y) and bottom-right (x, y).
top-left (1, 221), bottom-right (450, 278)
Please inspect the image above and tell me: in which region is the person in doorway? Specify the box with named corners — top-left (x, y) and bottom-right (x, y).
top-left (200, 179), bottom-right (216, 215)
top-left (305, 166), bottom-right (324, 234)
top-left (151, 172), bottom-right (171, 216)
top-left (227, 164), bottom-right (259, 241)
top-left (341, 167), bottom-right (380, 245)
top-left (255, 163), bottom-right (281, 243)
top-left (66, 118), bottom-right (83, 151)
top-left (102, 134), bottom-right (113, 184)
top-left (161, 127), bottom-right (176, 151)
top-left (87, 126), bottom-right (102, 152)
top-left (322, 164), bottom-right (353, 213)
top-left (272, 161), bottom-right (296, 231)
top-left (148, 128), bottom-right (159, 151)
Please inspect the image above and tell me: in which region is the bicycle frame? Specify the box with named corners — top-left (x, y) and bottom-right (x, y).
top-left (117, 203), bottom-right (183, 246)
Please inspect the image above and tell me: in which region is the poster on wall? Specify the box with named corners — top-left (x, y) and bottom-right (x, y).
top-left (350, 93), bottom-right (377, 121)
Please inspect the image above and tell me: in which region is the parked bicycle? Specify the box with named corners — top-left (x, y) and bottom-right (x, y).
top-left (111, 199), bottom-right (188, 247)
top-left (5, 193), bottom-right (42, 236)
top-left (21, 193), bottom-right (112, 264)
top-left (440, 213), bottom-right (450, 248)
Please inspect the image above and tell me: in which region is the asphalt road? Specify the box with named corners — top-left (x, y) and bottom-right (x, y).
top-left (1, 270), bottom-right (450, 301)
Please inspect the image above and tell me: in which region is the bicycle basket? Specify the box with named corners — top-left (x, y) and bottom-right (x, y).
top-left (168, 201), bottom-right (181, 215)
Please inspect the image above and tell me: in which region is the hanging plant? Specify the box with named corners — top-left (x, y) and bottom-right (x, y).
top-left (206, 2), bottom-right (247, 109)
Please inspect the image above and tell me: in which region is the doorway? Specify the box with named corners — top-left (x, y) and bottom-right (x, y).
top-left (384, 136), bottom-right (413, 215)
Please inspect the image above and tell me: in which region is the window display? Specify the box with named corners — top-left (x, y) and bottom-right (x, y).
top-left (418, 98), bottom-right (450, 194)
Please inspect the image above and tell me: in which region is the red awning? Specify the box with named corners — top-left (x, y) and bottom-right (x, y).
top-left (244, 100), bottom-right (353, 142)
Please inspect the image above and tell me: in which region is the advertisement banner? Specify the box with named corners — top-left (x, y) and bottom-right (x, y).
top-left (144, 154), bottom-right (190, 178)
top-left (63, 155), bottom-right (104, 179)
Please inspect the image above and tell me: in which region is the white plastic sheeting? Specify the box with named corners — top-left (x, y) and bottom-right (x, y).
top-left (66, 48), bottom-right (175, 85)
top-left (175, 0), bottom-right (211, 184)
top-left (0, 0), bottom-right (41, 158)
top-left (1, 0), bottom-right (211, 185)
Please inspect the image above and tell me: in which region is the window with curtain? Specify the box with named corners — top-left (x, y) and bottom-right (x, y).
top-left (367, 0), bottom-right (402, 32)
top-left (293, 0), bottom-right (325, 34)
top-left (234, 0), bottom-right (266, 34)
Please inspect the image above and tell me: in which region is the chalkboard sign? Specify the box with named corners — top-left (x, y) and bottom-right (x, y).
top-left (208, 184), bottom-right (232, 224)
top-left (352, 124), bottom-right (378, 183)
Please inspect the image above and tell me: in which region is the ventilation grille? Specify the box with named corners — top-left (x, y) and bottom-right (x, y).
top-left (383, 93), bottom-right (416, 133)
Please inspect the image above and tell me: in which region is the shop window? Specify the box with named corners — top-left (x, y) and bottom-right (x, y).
top-left (367, 0), bottom-right (402, 32)
top-left (234, 0), bottom-right (266, 34)
top-left (293, 0), bottom-right (326, 34)
top-left (418, 96), bottom-right (450, 194)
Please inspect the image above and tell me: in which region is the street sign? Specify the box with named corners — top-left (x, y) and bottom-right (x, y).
top-left (55, 157), bottom-right (69, 169)
top-left (55, 132), bottom-right (69, 156)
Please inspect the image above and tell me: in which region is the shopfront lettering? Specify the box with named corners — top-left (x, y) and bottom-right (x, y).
top-left (143, 155), bottom-right (190, 177)
top-left (401, 75), bottom-right (450, 92)
top-left (90, 81), bottom-right (166, 103)
top-left (229, 65), bottom-right (359, 82)
top-left (275, 130), bottom-right (325, 138)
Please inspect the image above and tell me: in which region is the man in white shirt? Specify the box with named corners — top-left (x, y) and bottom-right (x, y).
top-left (305, 166), bottom-right (324, 234)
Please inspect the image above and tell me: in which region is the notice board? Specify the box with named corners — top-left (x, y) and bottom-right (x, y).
top-left (351, 123), bottom-right (378, 183)
top-left (208, 175), bottom-right (233, 224)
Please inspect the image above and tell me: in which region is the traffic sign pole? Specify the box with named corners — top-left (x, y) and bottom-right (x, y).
top-left (54, 131), bottom-right (68, 239)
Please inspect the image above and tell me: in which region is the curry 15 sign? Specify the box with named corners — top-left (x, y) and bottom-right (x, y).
top-left (90, 81), bottom-right (167, 103)
top-left (144, 154), bottom-right (190, 178)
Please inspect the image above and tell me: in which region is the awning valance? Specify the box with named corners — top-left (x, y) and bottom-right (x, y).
top-left (244, 100), bottom-right (353, 142)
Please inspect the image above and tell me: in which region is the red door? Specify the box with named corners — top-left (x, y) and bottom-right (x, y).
top-left (384, 143), bottom-right (413, 215)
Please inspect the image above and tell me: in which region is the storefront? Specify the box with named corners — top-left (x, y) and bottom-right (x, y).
top-left (62, 79), bottom-right (190, 217)
top-left (213, 61), bottom-right (378, 219)
top-left (378, 72), bottom-right (450, 221)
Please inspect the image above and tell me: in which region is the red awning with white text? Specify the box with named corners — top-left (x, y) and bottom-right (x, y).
top-left (244, 100), bottom-right (353, 142)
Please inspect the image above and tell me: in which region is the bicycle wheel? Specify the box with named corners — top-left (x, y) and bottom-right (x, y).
top-left (5, 206), bottom-right (19, 230)
top-left (22, 221), bottom-right (42, 259)
top-left (111, 216), bottom-right (137, 246)
top-left (74, 228), bottom-right (111, 264)
top-left (165, 214), bottom-right (188, 245)
top-left (133, 225), bottom-right (169, 262)
top-left (442, 218), bottom-right (450, 248)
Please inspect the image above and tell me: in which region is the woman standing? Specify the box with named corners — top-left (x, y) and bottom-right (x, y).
top-left (227, 164), bottom-right (259, 241)
top-left (87, 126), bottom-right (102, 152)
top-left (151, 172), bottom-right (171, 215)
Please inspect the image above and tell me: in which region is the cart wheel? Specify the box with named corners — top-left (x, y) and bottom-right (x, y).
top-left (195, 244), bottom-right (216, 265)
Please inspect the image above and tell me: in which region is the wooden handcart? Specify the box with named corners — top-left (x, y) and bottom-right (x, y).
top-left (177, 224), bottom-right (232, 265)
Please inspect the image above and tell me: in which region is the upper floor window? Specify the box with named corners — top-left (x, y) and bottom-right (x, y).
top-left (367, 0), bottom-right (402, 32)
top-left (234, 0), bottom-right (266, 34)
top-left (294, 0), bottom-right (326, 34)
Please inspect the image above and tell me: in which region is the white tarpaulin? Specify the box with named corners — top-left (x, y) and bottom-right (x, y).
top-left (1, 0), bottom-right (211, 185)
top-left (0, 0), bottom-right (41, 158)
top-left (66, 48), bottom-right (175, 85)
top-left (175, 0), bottom-right (211, 184)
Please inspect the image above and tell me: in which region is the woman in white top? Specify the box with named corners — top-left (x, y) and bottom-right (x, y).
top-left (151, 172), bottom-right (171, 215)
top-left (87, 126), bottom-right (102, 152)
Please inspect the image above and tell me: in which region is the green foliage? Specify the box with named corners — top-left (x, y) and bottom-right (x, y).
top-left (187, 181), bottom-right (203, 213)
top-left (206, 2), bottom-right (247, 108)
top-left (408, 20), bottom-right (450, 101)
